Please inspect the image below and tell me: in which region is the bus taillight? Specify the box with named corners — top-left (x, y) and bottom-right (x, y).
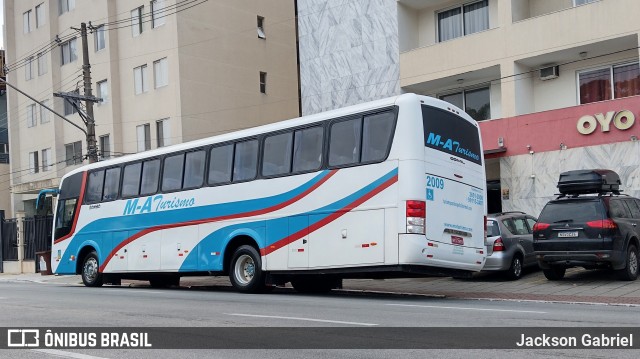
top-left (406, 200), bottom-right (425, 234)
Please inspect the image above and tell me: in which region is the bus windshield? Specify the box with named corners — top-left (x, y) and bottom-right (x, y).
top-left (421, 105), bottom-right (482, 165)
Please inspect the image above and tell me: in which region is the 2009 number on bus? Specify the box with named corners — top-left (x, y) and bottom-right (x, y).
top-left (426, 175), bottom-right (444, 189)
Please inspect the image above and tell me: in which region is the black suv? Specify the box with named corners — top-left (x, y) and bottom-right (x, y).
top-left (533, 170), bottom-right (640, 281)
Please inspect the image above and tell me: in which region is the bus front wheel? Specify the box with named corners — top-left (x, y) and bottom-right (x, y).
top-left (229, 245), bottom-right (271, 293)
top-left (81, 251), bottom-right (104, 287)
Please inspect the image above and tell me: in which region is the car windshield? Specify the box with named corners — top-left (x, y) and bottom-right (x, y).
top-left (538, 200), bottom-right (604, 223)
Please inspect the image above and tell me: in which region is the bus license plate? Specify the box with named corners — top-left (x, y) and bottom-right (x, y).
top-left (558, 231), bottom-right (578, 238)
top-left (451, 236), bottom-right (464, 245)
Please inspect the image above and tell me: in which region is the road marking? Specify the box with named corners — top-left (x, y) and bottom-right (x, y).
top-left (386, 303), bottom-right (546, 314)
top-left (225, 313), bottom-right (378, 326)
top-left (32, 349), bottom-right (109, 359)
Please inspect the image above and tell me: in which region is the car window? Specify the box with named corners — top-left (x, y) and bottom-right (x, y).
top-left (511, 218), bottom-right (530, 235)
top-left (538, 200), bottom-right (604, 223)
top-left (609, 199), bottom-right (630, 219)
top-left (501, 219), bottom-right (516, 235)
top-left (525, 218), bottom-right (536, 234)
top-left (624, 199), bottom-right (640, 219)
top-left (486, 220), bottom-right (500, 236)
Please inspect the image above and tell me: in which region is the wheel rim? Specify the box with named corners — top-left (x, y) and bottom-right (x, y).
top-left (630, 250), bottom-right (638, 276)
top-left (513, 258), bottom-right (522, 277)
top-left (234, 254), bottom-right (255, 286)
top-left (83, 257), bottom-right (98, 283)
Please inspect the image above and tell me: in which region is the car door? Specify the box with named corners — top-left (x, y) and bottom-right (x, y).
top-left (622, 199), bottom-right (640, 238)
top-left (509, 217), bottom-right (534, 265)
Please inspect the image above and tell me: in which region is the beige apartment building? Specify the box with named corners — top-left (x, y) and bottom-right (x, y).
top-left (298, 0), bottom-right (640, 216)
top-left (4, 0), bottom-right (300, 217)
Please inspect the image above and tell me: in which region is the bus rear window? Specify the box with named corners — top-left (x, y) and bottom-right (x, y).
top-left (422, 105), bottom-right (482, 165)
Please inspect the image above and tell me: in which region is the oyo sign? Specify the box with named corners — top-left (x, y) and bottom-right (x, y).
top-left (577, 110), bottom-right (635, 135)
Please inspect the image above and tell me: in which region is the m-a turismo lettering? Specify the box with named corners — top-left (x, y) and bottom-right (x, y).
top-left (516, 333), bottom-right (633, 347)
top-left (426, 133), bottom-right (480, 161)
top-left (123, 195), bottom-right (195, 215)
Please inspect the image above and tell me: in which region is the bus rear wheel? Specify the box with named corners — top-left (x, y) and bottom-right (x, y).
top-left (229, 245), bottom-right (271, 293)
top-left (81, 251), bottom-right (103, 287)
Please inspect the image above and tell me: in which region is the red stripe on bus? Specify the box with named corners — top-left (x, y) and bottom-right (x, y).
top-left (98, 170), bottom-right (338, 272)
top-left (260, 174), bottom-right (398, 256)
top-left (54, 172), bottom-right (88, 245)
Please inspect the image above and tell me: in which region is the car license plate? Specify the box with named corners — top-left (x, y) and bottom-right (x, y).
top-left (451, 236), bottom-right (464, 245)
top-left (558, 231), bottom-right (578, 238)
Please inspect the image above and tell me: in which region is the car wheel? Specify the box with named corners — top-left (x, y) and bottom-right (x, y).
top-left (542, 267), bottom-right (566, 280)
top-left (229, 245), bottom-right (272, 293)
top-left (81, 251), bottom-right (103, 287)
top-left (616, 244), bottom-right (638, 281)
top-left (506, 255), bottom-right (523, 280)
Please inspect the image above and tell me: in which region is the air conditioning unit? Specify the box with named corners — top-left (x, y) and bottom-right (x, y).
top-left (539, 65), bottom-right (559, 81)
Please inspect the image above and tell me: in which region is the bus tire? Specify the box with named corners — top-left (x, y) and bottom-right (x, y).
top-left (81, 251), bottom-right (103, 287)
top-left (229, 245), bottom-right (270, 293)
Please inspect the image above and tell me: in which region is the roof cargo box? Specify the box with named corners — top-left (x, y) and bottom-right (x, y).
top-left (557, 169), bottom-right (621, 195)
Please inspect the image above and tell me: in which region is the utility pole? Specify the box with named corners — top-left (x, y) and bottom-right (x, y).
top-left (81, 22), bottom-right (97, 163)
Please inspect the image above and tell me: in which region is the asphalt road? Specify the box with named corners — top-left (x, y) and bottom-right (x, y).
top-left (0, 281), bottom-right (639, 358)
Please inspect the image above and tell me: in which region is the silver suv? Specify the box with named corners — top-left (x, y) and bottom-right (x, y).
top-left (484, 212), bottom-right (538, 280)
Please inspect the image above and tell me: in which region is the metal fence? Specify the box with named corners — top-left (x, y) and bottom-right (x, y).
top-left (1, 219), bottom-right (19, 261)
top-left (23, 216), bottom-right (53, 261)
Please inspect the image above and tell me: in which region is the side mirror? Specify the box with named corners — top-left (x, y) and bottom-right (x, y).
top-left (36, 189), bottom-right (59, 211)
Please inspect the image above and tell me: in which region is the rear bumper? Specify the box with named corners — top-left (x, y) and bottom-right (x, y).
top-left (482, 251), bottom-right (512, 271)
top-left (535, 250), bottom-right (626, 270)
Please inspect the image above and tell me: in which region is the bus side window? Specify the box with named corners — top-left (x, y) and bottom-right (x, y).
top-left (141, 159), bottom-right (161, 195)
top-left (329, 118), bottom-right (361, 167)
top-left (102, 167), bottom-right (121, 201)
top-left (292, 126), bottom-right (323, 173)
top-left (183, 150), bottom-right (206, 189)
top-left (361, 111), bottom-right (394, 162)
top-left (233, 140), bottom-right (258, 182)
top-left (263, 132), bottom-right (293, 176)
top-left (209, 144), bottom-right (233, 185)
top-left (122, 163), bottom-right (142, 197)
top-left (162, 153), bottom-right (185, 192)
top-left (85, 170), bottom-right (105, 204)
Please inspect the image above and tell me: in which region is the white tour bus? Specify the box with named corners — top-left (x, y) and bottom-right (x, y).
top-left (48, 93), bottom-right (487, 293)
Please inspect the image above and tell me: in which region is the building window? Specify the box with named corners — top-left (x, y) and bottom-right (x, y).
top-left (63, 90), bottom-right (79, 115)
top-left (99, 135), bottom-right (110, 159)
top-left (24, 10), bottom-right (32, 34)
top-left (156, 118), bottom-right (170, 147)
top-left (40, 100), bottom-right (50, 124)
top-left (153, 57), bottom-right (168, 88)
top-left (578, 62), bottom-right (640, 104)
top-left (151, 0), bottom-right (166, 28)
top-left (134, 64), bottom-right (149, 94)
top-left (65, 141), bottom-right (83, 165)
top-left (29, 151), bottom-right (39, 174)
top-left (260, 71), bottom-right (267, 94)
top-left (257, 16), bottom-right (265, 39)
top-left (41, 148), bottom-right (52, 171)
top-left (131, 6), bottom-right (144, 36)
top-left (37, 52), bottom-right (47, 76)
top-left (137, 123), bottom-right (151, 152)
top-left (437, 0), bottom-right (488, 42)
top-left (59, 0), bottom-right (75, 15)
top-left (27, 104), bottom-right (37, 128)
top-left (439, 87), bottom-right (491, 122)
top-left (25, 57), bottom-right (34, 80)
top-left (36, 3), bottom-right (46, 28)
top-left (61, 38), bottom-right (77, 65)
top-left (97, 80), bottom-right (109, 105)
top-left (95, 25), bottom-right (106, 51)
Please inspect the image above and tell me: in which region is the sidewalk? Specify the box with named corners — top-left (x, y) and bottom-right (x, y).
top-left (2, 268), bottom-right (640, 306)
